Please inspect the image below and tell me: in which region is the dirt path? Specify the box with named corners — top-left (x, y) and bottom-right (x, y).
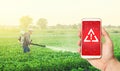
top-left (46, 46), bottom-right (77, 53)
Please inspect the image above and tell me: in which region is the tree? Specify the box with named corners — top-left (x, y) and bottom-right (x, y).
top-left (20, 16), bottom-right (33, 30)
top-left (71, 24), bottom-right (77, 29)
top-left (56, 24), bottom-right (62, 29)
top-left (37, 18), bottom-right (48, 29)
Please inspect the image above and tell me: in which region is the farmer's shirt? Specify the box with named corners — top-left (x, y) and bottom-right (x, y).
top-left (23, 32), bottom-right (31, 47)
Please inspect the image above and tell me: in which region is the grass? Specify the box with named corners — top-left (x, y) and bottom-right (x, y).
top-left (0, 36), bottom-right (94, 71)
top-left (0, 28), bottom-right (120, 71)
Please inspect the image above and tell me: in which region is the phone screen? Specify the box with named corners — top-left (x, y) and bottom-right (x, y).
top-left (82, 19), bottom-right (101, 57)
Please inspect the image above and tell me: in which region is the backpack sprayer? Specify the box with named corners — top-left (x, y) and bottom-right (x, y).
top-left (30, 43), bottom-right (46, 47)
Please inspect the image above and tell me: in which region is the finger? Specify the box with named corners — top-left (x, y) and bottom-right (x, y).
top-left (77, 40), bottom-right (81, 46)
top-left (102, 28), bottom-right (112, 44)
top-left (78, 47), bottom-right (81, 53)
top-left (78, 29), bottom-right (82, 38)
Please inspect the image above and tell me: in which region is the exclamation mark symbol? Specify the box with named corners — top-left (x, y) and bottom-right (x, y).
top-left (90, 34), bottom-right (92, 40)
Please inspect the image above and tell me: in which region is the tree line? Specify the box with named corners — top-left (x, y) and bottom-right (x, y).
top-left (20, 16), bottom-right (48, 30)
top-left (19, 15), bottom-right (81, 30)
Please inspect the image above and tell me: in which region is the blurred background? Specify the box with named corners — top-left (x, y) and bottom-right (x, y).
top-left (0, 0), bottom-right (120, 71)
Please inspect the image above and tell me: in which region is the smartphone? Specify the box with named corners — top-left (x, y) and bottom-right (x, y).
top-left (81, 18), bottom-right (101, 58)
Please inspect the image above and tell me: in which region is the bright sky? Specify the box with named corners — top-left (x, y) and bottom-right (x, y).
top-left (0, 0), bottom-right (120, 26)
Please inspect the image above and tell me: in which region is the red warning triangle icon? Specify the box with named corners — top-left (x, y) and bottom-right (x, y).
top-left (84, 29), bottom-right (99, 42)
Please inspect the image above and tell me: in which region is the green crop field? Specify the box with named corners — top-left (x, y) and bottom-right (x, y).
top-left (0, 28), bottom-right (120, 71)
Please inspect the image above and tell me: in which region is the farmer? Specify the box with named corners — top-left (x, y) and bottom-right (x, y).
top-left (18, 29), bottom-right (33, 53)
